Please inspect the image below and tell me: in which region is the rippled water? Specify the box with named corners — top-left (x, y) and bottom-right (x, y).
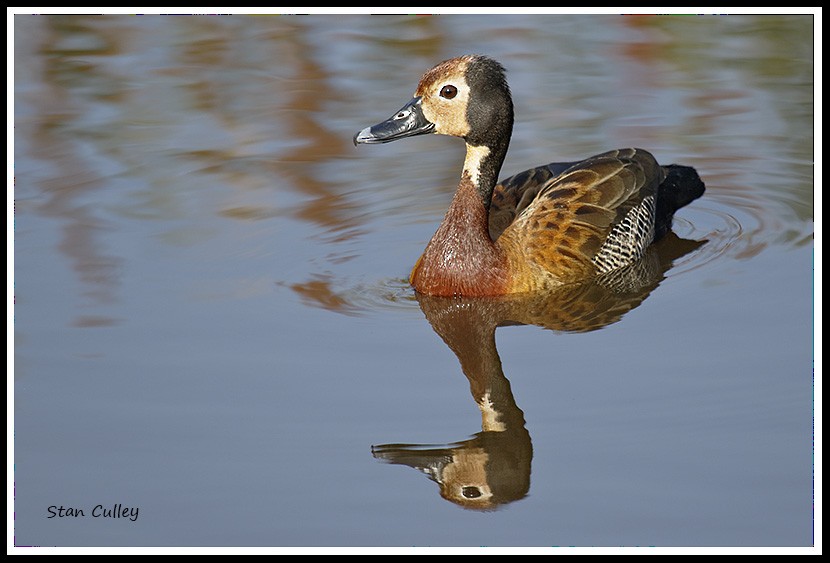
top-left (12, 13), bottom-right (816, 552)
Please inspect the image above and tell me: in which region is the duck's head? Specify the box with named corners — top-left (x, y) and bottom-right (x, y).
top-left (354, 55), bottom-right (514, 150)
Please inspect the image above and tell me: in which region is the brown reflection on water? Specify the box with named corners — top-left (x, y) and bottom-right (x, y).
top-left (154, 15), bottom-right (362, 238)
top-left (15, 15), bottom-right (371, 328)
top-left (288, 274), bottom-right (363, 317)
top-left (17, 16), bottom-right (128, 325)
top-left (256, 18), bottom-right (365, 241)
top-left (372, 233), bottom-right (703, 510)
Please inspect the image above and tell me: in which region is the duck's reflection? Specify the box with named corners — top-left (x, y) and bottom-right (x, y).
top-left (372, 233), bottom-right (704, 510)
top-left (372, 290), bottom-right (532, 509)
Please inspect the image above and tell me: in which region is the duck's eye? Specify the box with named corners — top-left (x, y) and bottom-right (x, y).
top-left (440, 85), bottom-right (458, 99)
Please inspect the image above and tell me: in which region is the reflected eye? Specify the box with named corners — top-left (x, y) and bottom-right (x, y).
top-left (440, 85), bottom-right (458, 99)
top-left (461, 486), bottom-right (482, 498)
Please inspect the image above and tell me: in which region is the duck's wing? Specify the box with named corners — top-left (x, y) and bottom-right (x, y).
top-left (495, 148), bottom-right (665, 284)
top-left (489, 161), bottom-right (578, 241)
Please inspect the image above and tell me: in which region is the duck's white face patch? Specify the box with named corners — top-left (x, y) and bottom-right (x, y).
top-left (415, 57), bottom-right (474, 138)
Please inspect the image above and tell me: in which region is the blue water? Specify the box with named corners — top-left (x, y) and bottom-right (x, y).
top-left (11, 13), bottom-right (816, 552)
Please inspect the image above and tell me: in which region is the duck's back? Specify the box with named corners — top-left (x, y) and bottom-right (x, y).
top-left (491, 148), bottom-right (704, 291)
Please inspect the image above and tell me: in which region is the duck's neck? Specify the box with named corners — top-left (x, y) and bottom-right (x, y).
top-left (410, 143), bottom-right (511, 296)
top-left (462, 138), bottom-right (509, 211)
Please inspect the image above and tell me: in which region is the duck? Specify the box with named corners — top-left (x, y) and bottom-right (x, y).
top-left (354, 54), bottom-right (705, 297)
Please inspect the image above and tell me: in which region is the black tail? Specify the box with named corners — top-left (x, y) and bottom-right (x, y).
top-left (654, 164), bottom-right (706, 240)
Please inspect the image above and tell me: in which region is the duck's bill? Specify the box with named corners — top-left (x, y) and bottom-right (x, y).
top-left (353, 96), bottom-right (435, 145)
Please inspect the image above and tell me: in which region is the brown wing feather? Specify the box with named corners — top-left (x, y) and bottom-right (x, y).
top-left (492, 149), bottom-right (665, 288)
top-left (489, 165), bottom-right (556, 240)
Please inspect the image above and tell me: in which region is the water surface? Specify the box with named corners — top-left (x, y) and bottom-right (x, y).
top-left (12, 13), bottom-right (816, 551)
